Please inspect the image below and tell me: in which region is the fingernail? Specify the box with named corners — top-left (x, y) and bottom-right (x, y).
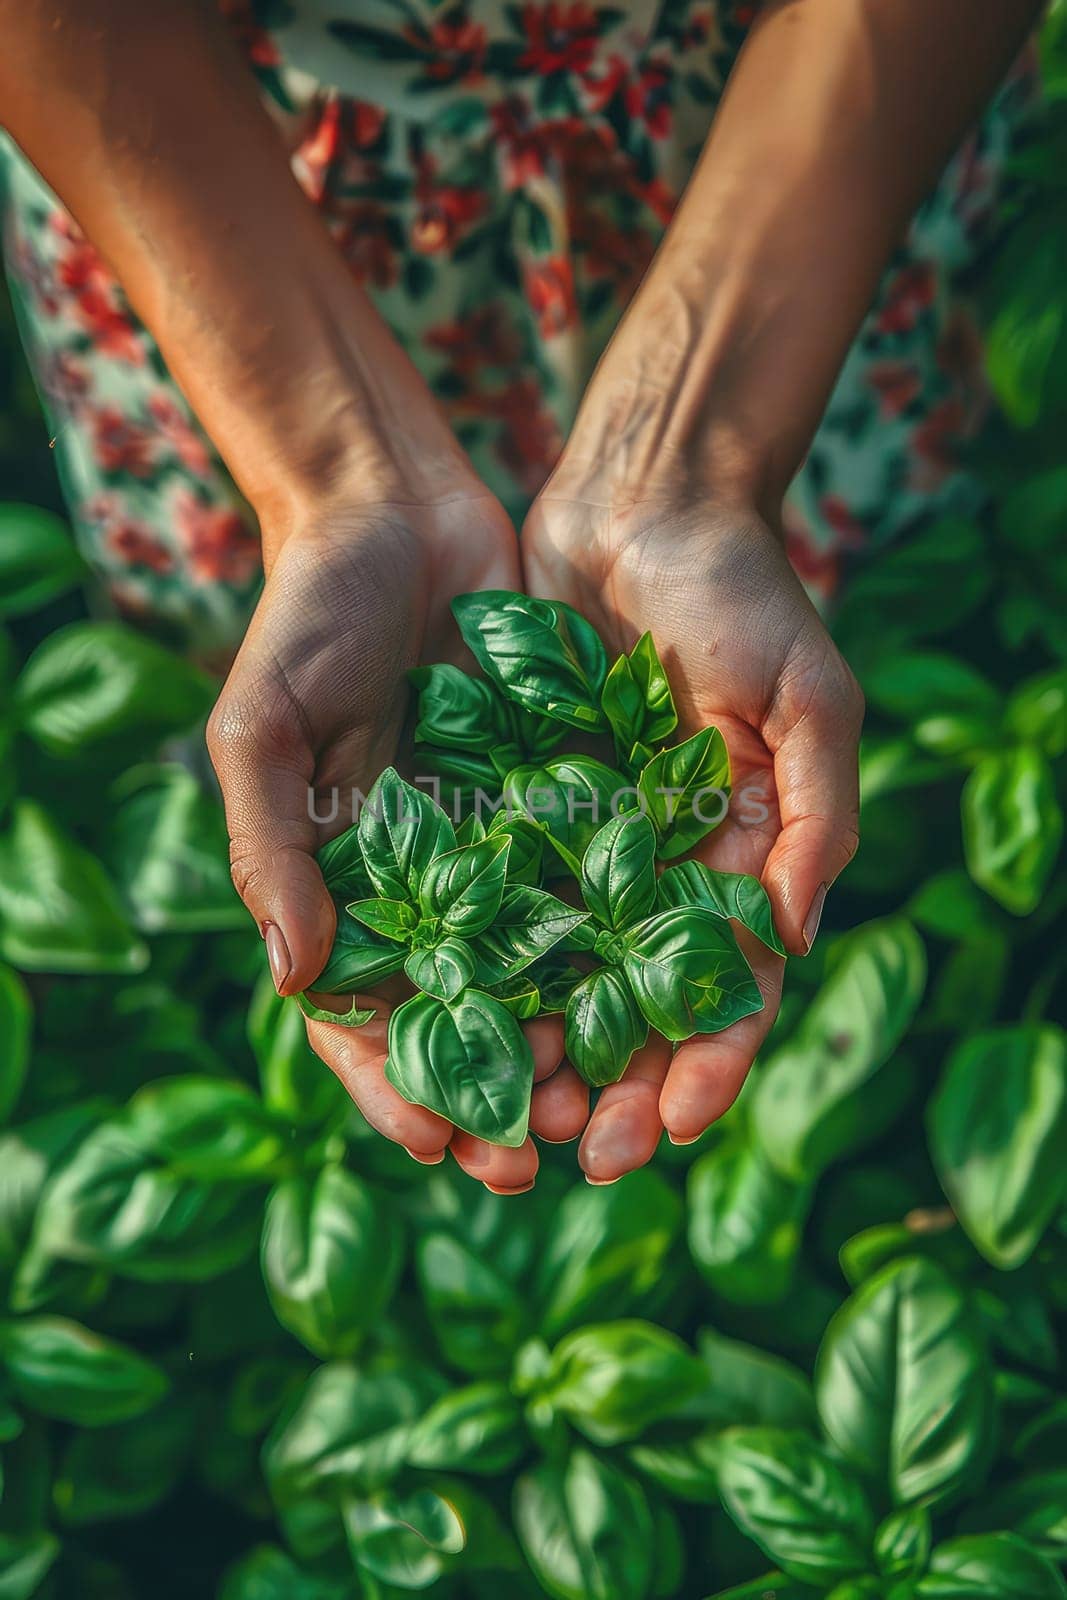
top-left (803, 884), bottom-right (828, 953)
top-left (486, 1180), bottom-right (534, 1196)
top-left (263, 922), bottom-right (292, 993)
top-left (406, 1148), bottom-right (446, 1166)
top-left (585, 1175), bottom-right (620, 1186)
top-left (667, 1132), bottom-right (700, 1146)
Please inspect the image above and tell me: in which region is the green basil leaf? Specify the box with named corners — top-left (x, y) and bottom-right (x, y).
top-left (927, 1024), bottom-right (1067, 1269)
top-left (875, 1506), bottom-right (932, 1579)
top-left (532, 958), bottom-right (586, 1014)
top-left (410, 661), bottom-right (515, 753)
top-left (513, 1449), bottom-right (655, 1600)
top-left (638, 727), bottom-right (731, 858)
top-left (688, 1135), bottom-right (811, 1306)
top-left (416, 1229), bottom-right (527, 1376)
top-left (404, 936), bottom-right (476, 1003)
top-left (0, 1314), bottom-right (169, 1425)
top-left (716, 1425), bottom-right (874, 1587)
top-left (487, 973), bottom-right (541, 1019)
top-left (54, 1392), bottom-right (195, 1527)
top-left (415, 746), bottom-right (502, 810)
top-left (703, 1577), bottom-right (811, 1600)
top-left (580, 812), bottom-right (658, 932)
top-left (315, 824), bottom-right (371, 901)
top-left (312, 906), bottom-right (405, 994)
top-left (0, 1532), bottom-right (60, 1599)
top-left (863, 650), bottom-right (1002, 726)
top-left (694, 1329), bottom-right (818, 1433)
top-left (815, 1255), bottom-right (994, 1507)
top-left (535, 1168), bottom-right (683, 1340)
top-left (534, 1321), bottom-right (708, 1445)
top-left (123, 1076), bottom-right (287, 1180)
top-left (963, 1471), bottom-right (1067, 1564)
top-left (0, 503), bottom-right (87, 616)
top-left (623, 907), bottom-right (763, 1040)
top-left (487, 811), bottom-right (545, 885)
top-left (916, 1533), bottom-right (1067, 1599)
top-left (601, 632), bottom-right (678, 771)
top-left (504, 755), bottom-right (631, 864)
top-left (406, 1381), bottom-right (525, 1475)
top-left (24, 1113), bottom-right (263, 1287)
top-left (455, 814), bottom-right (488, 846)
top-left (346, 898), bottom-right (418, 943)
top-left (418, 835), bottom-right (511, 935)
top-left (657, 861), bottom-right (786, 955)
top-left (453, 590), bottom-right (609, 730)
top-left (0, 963), bottom-right (30, 1125)
top-left (962, 745), bottom-right (1063, 915)
top-left (1005, 667), bottom-right (1067, 757)
top-left (295, 993), bottom-right (376, 1027)
top-left (15, 621), bottom-right (213, 755)
top-left (102, 763), bottom-right (245, 934)
top-left (750, 917), bottom-right (927, 1181)
top-left (565, 967), bottom-right (648, 1087)
top-left (0, 801), bottom-right (148, 975)
top-left (261, 1166), bottom-right (404, 1359)
top-left (471, 885), bottom-right (590, 987)
top-left (265, 1361), bottom-right (444, 1509)
top-left (343, 1487), bottom-right (465, 1587)
top-left (357, 767), bottom-right (456, 902)
top-left (385, 990), bottom-right (533, 1147)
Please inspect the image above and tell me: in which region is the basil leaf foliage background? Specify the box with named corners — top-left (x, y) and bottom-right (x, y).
top-left (1, 21), bottom-right (1067, 1594)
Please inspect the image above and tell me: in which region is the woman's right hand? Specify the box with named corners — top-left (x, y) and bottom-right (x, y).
top-left (207, 489), bottom-right (588, 1192)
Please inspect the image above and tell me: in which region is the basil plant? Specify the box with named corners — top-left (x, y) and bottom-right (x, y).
top-left (303, 591), bottom-right (786, 1145)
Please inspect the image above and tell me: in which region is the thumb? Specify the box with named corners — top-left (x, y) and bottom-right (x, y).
top-left (207, 691), bottom-right (336, 995)
top-left (760, 662), bottom-right (864, 957)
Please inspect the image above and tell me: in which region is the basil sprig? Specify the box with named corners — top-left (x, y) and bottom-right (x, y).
top-left (305, 594), bottom-right (784, 1143)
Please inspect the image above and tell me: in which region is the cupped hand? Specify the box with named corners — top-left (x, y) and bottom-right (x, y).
top-left (207, 491), bottom-right (588, 1188)
top-left (522, 487), bottom-right (864, 1179)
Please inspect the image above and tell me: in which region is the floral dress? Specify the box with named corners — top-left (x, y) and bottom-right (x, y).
top-left (0, 0), bottom-right (1039, 660)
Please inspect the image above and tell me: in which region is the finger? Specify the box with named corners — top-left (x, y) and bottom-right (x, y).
top-left (450, 1131), bottom-right (539, 1194)
top-left (659, 944), bottom-right (784, 1143)
top-left (760, 659), bottom-right (864, 955)
top-left (530, 1063), bottom-right (589, 1144)
top-left (207, 677), bottom-right (335, 997)
top-left (527, 1014), bottom-right (565, 1082)
top-left (578, 1033), bottom-right (672, 1184)
top-left (305, 1001), bottom-right (453, 1159)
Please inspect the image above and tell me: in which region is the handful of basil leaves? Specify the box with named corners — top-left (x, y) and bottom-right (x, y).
top-left (302, 591), bottom-right (783, 1146)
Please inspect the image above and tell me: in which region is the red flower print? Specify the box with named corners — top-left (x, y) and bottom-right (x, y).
top-left (92, 408), bottom-right (155, 477)
top-left (518, 2), bottom-right (599, 76)
top-left (107, 521), bottom-right (175, 574)
top-left (876, 262), bottom-right (936, 336)
top-left (579, 216), bottom-right (655, 297)
top-left (298, 97), bottom-right (345, 204)
top-left (625, 58), bottom-right (673, 139)
top-left (783, 515), bottom-right (841, 604)
top-left (910, 396), bottom-right (966, 491)
top-left (405, 15), bottom-right (488, 83)
top-left (642, 177), bottom-right (677, 227)
top-left (148, 394), bottom-right (212, 476)
top-left (584, 54), bottom-right (628, 113)
top-left (219, 0), bottom-right (282, 67)
top-left (424, 305), bottom-right (521, 375)
top-left (173, 489), bottom-right (260, 585)
top-left (490, 98), bottom-right (591, 189)
top-left (524, 256), bottom-right (578, 338)
top-left (818, 495), bottom-right (869, 549)
top-left (494, 377), bottom-right (563, 494)
top-left (334, 204), bottom-right (397, 288)
top-left (41, 351), bottom-right (91, 409)
top-left (867, 360), bottom-right (922, 418)
top-left (412, 160), bottom-right (486, 255)
top-left (76, 283), bottom-right (144, 364)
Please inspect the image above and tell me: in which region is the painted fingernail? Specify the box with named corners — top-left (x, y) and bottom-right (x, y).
top-left (585, 1175), bottom-right (620, 1186)
top-left (263, 922), bottom-right (292, 993)
top-left (803, 884), bottom-right (828, 953)
top-left (486, 1180), bottom-right (535, 1196)
top-left (406, 1148), bottom-right (446, 1166)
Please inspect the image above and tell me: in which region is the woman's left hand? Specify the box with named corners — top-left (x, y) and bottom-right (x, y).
top-left (522, 483), bottom-right (864, 1181)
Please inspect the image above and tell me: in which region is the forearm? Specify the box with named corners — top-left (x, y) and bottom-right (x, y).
top-left (559, 0), bottom-right (1041, 516)
top-left (0, 0), bottom-right (471, 561)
